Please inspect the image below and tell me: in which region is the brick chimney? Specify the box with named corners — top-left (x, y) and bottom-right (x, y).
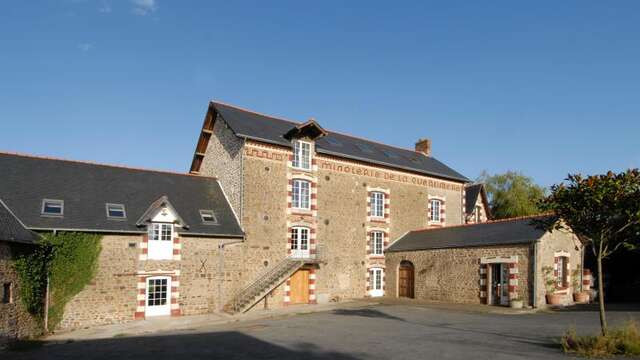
top-left (415, 138), bottom-right (432, 157)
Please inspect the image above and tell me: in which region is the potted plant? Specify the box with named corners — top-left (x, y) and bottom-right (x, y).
top-left (543, 266), bottom-right (562, 305)
top-left (510, 296), bottom-right (524, 309)
top-left (572, 269), bottom-right (590, 303)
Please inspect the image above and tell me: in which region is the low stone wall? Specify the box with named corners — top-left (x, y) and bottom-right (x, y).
top-left (0, 241), bottom-right (41, 347)
top-left (385, 244), bottom-right (533, 305)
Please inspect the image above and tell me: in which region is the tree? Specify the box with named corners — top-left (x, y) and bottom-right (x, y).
top-left (478, 171), bottom-right (545, 219)
top-left (538, 170), bottom-right (640, 336)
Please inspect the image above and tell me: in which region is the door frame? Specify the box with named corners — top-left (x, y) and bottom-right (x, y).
top-left (490, 263), bottom-right (509, 306)
top-left (369, 268), bottom-right (384, 297)
top-left (145, 275), bottom-right (172, 317)
top-left (289, 269), bottom-right (310, 304)
top-left (398, 261), bottom-right (415, 299)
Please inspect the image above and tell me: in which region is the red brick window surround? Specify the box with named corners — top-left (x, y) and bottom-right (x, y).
top-left (366, 187), bottom-right (390, 223)
top-left (287, 174), bottom-right (318, 216)
top-left (554, 251), bottom-right (571, 291)
top-left (428, 195), bottom-right (446, 226)
top-left (292, 140), bottom-right (312, 170)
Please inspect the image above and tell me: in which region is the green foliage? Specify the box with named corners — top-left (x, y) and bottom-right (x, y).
top-left (478, 171), bottom-right (545, 219)
top-left (562, 321), bottom-right (640, 357)
top-left (542, 266), bottom-right (556, 294)
top-left (13, 232), bottom-right (102, 331)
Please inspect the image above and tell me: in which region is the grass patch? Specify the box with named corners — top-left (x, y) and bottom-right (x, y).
top-left (562, 320), bottom-right (640, 358)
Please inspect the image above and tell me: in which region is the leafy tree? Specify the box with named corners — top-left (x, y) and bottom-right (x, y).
top-left (478, 171), bottom-right (545, 219)
top-left (538, 170), bottom-right (640, 336)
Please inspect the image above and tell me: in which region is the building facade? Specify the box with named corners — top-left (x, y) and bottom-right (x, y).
top-left (190, 101), bottom-right (488, 310)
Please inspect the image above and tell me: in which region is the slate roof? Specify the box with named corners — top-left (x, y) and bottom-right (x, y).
top-left (387, 216), bottom-right (549, 252)
top-left (0, 199), bottom-right (40, 244)
top-left (465, 183), bottom-right (488, 215)
top-left (0, 153), bottom-right (244, 237)
top-left (210, 102), bottom-right (469, 183)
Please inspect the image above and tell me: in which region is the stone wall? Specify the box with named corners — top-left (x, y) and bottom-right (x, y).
top-left (385, 244), bottom-right (533, 305)
top-left (0, 241), bottom-right (41, 347)
top-left (58, 234), bottom-right (244, 330)
top-left (535, 229), bottom-right (583, 307)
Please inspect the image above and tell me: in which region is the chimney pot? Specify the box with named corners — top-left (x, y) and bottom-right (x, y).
top-left (415, 138), bottom-right (432, 157)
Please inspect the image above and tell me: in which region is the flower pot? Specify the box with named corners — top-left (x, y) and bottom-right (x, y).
top-left (510, 300), bottom-right (524, 309)
top-left (573, 292), bottom-right (590, 304)
top-left (546, 293), bottom-right (562, 305)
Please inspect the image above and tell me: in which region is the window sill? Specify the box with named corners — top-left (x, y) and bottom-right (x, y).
top-left (291, 209), bottom-right (313, 216)
top-left (428, 222), bottom-right (444, 227)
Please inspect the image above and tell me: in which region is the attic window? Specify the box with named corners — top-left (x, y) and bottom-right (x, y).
top-left (106, 203), bottom-right (126, 219)
top-left (382, 150), bottom-right (400, 159)
top-left (199, 210), bottom-right (218, 224)
top-left (41, 199), bottom-right (64, 216)
top-left (355, 143), bottom-right (374, 153)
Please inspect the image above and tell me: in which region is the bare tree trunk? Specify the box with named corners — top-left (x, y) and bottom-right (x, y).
top-left (597, 253), bottom-right (607, 336)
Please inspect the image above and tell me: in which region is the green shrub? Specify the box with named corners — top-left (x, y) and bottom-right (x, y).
top-left (562, 320), bottom-right (640, 357)
top-left (13, 232), bottom-right (102, 331)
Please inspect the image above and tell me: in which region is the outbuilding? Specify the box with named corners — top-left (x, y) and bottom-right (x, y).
top-left (385, 216), bottom-right (587, 308)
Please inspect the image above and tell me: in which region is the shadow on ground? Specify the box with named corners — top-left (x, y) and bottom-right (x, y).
top-left (5, 331), bottom-right (362, 360)
top-left (330, 307), bottom-right (405, 321)
top-left (553, 303), bottom-right (640, 313)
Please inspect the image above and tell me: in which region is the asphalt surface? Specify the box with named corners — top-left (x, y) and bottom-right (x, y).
top-left (6, 303), bottom-right (640, 360)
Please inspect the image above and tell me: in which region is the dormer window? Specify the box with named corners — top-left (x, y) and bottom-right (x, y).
top-left (106, 203), bottom-right (126, 219)
top-left (148, 223), bottom-right (174, 260)
top-left (199, 210), bottom-right (217, 224)
top-left (293, 140), bottom-right (312, 170)
top-left (41, 199), bottom-right (64, 216)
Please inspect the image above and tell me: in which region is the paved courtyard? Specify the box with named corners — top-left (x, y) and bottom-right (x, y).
top-left (6, 303), bottom-right (640, 360)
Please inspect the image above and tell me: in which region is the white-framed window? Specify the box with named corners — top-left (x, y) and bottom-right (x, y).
top-left (199, 210), bottom-right (217, 224)
top-left (148, 223), bottom-right (174, 260)
top-left (290, 226), bottom-right (310, 258)
top-left (41, 199), bottom-right (64, 216)
top-left (370, 192), bottom-right (385, 218)
top-left (145, 276), bottom-right (171, 317)
top-left (369, 268), bottom-right (384, 297)
top-left (429, 199), bottom-right (442, 222)
top-left (292, 140), bottom-right (312, 170)
top-left (292, 179), bottom-right (311, 210)
top-left (371, 231), bottom-right (384, 256)
top-left (474, 206), bottom-right (482, 223)
top-left (106, 203), bottom-right (126, 219)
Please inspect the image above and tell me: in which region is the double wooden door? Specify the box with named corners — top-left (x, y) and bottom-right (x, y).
top-left (290, 269), bottom-right (310, 304)
top-left (399, 262), bottom-right (414, 298)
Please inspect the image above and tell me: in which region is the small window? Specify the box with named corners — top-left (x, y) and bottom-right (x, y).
top-left (355, 143), bottom-right (374, 153)
top-left (41, 199), bottom-right (64, 216)
top-left (106, 203), bottom-right (126, 219)
top-left (370, 192), bottom-right (385, 218)
top-left (200, 210), bottom-right (217, 224)
top-left (371, 231), bottom-right (384, 256)
top-left (429, 199), bottom-right (442, 222)
top-left (382, 150), bottom-right (400, 159)
top-left (292, 179), bottom-right (311, 210)
top-left (556, 257), bottom-right (569, 288)
top-left (292, 140), bottom-right (312, 170)
top-left (2, 283), bottom-right (12, 304)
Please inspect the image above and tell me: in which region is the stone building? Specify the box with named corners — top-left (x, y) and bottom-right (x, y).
top-left (464, 183), bottom-right (491, 224)
top-left (0, 153), bottom-right (244, 330)
top-left (385, 216), bottom-right (584, 308)
top-left (0, 199), bottom-right (41, 347)
top-left (189, 101), bottom-right (490, 310)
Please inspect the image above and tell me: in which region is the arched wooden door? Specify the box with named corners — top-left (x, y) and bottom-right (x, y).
top-left (398, 261), bottom-right (414, 298)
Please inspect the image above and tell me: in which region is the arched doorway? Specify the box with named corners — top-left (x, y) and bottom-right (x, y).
top-left (398, 261), bottom-right (414, 298)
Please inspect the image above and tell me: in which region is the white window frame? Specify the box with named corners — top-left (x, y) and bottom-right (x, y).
top-left (370, 192), bottom-right (385, 218)
top-left (290, 226), bottom-right (310, 259)
top-left (556, 256), bottom-right (568, 288)
top-left (41, 199), bottom-right (64, 217)
top-left (106, 203), bottom-right (126, 219)
top-left (199, 209), bottom-right (217, 224)
top-left (292, 179), bottom-right (311, 210)
top-left (371, 231), bottom-right (384, 256)
top-left (148, 223), bottom-right (174, 260)
top-left (145, 276), bottom-right (171, 317)
top-left (292, 140), bottom-right (312, 170)
top-left (429, 199), bottom-right (442, 223)
top-left (369, 268), bottom-right (384, 297)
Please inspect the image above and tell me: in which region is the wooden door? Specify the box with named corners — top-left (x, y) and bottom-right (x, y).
top-left (290, 269), bottom-right (310, 304)
top-left (399, 262), bottom-right (414, 298)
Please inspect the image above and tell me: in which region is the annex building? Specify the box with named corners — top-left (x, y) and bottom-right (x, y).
top-left (0, 101), bottom-right (586, 339)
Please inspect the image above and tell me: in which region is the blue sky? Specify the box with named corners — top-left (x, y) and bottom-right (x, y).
top-left (1, 1), bottom-right (638, 187)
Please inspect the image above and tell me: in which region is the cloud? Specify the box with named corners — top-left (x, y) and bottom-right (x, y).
top-left (98, 1), bottom-right (112, 13)
top-left (77, 43), bottom-right (93, 53)
top-left (131, 0), bottom-right (157, 15)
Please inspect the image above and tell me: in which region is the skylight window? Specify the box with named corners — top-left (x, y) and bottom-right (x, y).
top-left (325, 137), bottom-right (342, 146)
top-left (41, 199), bottom-right (64, 216)
top-left (200, 210), bottom-right (218, 224)
top-left (355, 143), bottom-right (374, 153)
top-left (382, 150), bottom-right (400, 159)
top-left (106, 203), bottom-right (126, 219)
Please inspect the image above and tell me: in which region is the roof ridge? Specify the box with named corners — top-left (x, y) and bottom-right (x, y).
top-left (211, 100), bottom-right (423, 155)
top-left (411, 214), bottom-right (550, 233)
top-left (0, 151), bottom-right (219, 180)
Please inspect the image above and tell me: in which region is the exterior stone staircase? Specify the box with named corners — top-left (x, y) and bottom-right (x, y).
top-left (226, 258), bottom-right (305, 313)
